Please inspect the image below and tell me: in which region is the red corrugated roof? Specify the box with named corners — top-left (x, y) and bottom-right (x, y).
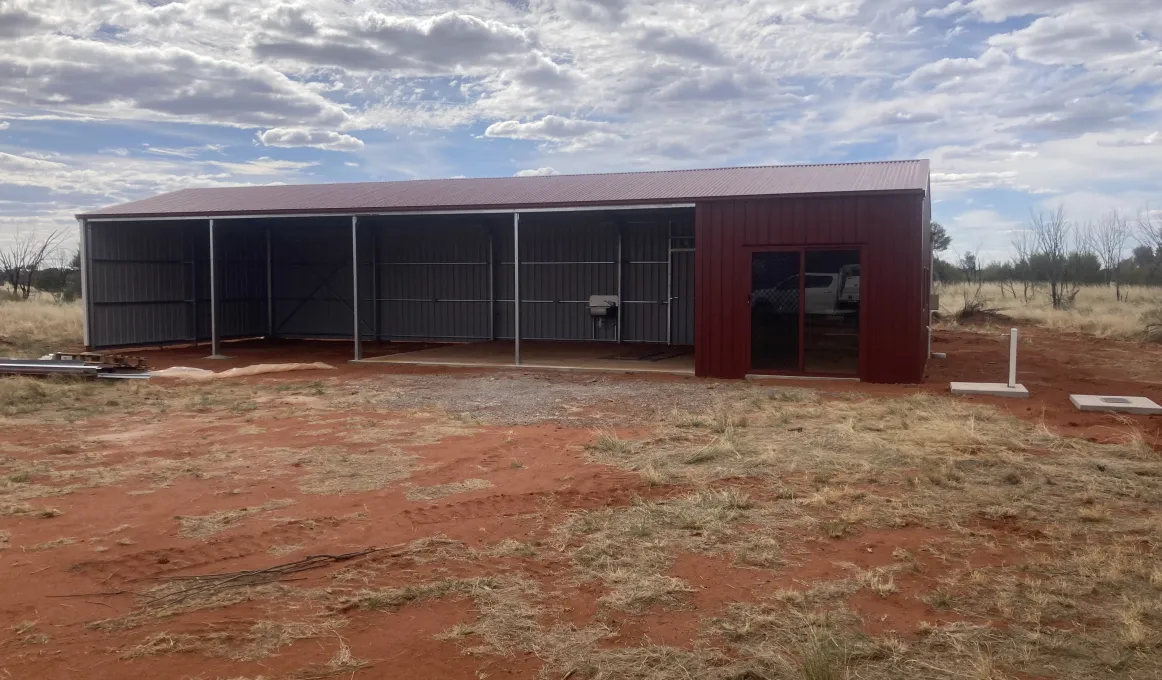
top-left (79, 160), bottom-right (929, 219)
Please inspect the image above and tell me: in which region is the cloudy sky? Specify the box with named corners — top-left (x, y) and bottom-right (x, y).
top-left (1, 0), bottom-right (1160, 262)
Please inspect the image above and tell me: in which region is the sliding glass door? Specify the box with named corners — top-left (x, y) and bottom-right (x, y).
top-left (749, 248), bottom-right (860, 376)
top-left (750, 251), bottom-right (801, 371)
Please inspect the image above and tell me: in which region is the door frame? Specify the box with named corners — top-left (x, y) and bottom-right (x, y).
top-left (743, 245), bottom-right (864, 378)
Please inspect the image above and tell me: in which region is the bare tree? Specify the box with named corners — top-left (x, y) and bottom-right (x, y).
top-left (1010, 228), bottom-right (1038, 303)
top-left (1029, 206), bottom-right (1076, 310)
top-left (0, 227), bottom-right (66, 300)
top-left (1139, 203), bottom-right (1162, 273)
top-left (1090, 210), bottom-right (1131, 301)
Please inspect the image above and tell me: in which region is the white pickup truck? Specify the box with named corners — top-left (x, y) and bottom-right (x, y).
top-left (752, 264), bottom-right (860, 315)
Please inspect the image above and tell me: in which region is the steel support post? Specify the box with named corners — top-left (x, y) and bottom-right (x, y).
top-left (352, 216), bottom-right (362, 361)
top-left (513, 213), bottom-right (521, 366)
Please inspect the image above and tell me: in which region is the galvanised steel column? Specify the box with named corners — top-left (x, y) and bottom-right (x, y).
top-left (208, 219), bottom-right (224, 358)
top-left (488, 227), bottom-right (495, 341)
top-left (352, 215), bottom-right (362, 361)
top-left (616, 224), bottom-right (623, 343)
top-left (666, 220), bottom-right (673, 346)
top-left (77, 218), bottom-right (90, 348)
top-left (371, 224), bottom-right (379, 341)
top-left (513, 212), bottom-right (521, 366)
top-left (265, 224), bottom-right (273, 337)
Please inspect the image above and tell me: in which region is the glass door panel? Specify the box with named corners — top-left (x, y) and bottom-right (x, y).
top-left (803, 250), bottom-right (860, 374)
top-left (750, 251), bottom-right (801, 372)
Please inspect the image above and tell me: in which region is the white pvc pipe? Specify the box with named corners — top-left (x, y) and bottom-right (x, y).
top-left (1008, 327), bottom-right (1018, 388)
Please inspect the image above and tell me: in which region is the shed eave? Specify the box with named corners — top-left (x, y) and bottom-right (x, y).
top-left (76, 199), bottom-right (698, 221)
top-left (76, 188), bottom-right (926, 222)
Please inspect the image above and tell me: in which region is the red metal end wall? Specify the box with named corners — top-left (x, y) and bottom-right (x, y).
top-left (694, 193), bottom-right (928, 384)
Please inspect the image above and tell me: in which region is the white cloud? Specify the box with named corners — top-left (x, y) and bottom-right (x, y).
top-left (0, 35), bottom-right (349, 128)
top-left (988, 12), bottom-right (1154, 66)
top-left (635, 25), bottom-right (725, 64)
top-left (932, 171), bottom-right (1023, 192)
top-left (252, 11), bottom-right (537, 75)
top-left (515, 167), bottom-right (559, 176)
top-left (1100, 131), bottom-right (1161, 147)
top-left (258, 128), bottom-right (365, 151)
top-left (0, 121), bottom-right (8, 130)
top-left (548, 0), bottom-right (630, 24)
top-left (143, 144), bottom-right (224, 159)
top-left (0, 1), bottom-right (41, 39)
top-left (484, 115), bottom-right (620, 150)
top-left (209, 157), bottom-right (317, 176)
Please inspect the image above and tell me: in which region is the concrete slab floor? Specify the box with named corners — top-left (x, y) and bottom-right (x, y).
top-left (359, 340), bottom-right (695, 375)
top-left (950, 382), bottom-right (1030, 398)
top-left (1070, 394), bottom-right (1162, 415)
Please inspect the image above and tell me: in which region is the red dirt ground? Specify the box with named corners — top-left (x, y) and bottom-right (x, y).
top-left (130, 328), bottom-right (1162, 444)
top-left (2, 326), bottom-right (1160, 678)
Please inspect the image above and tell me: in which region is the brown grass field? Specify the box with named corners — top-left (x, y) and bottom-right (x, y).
top-left (2, 296), bottom-right (1162, 679)
top-left (937, 282), bottom-right (1162, 342)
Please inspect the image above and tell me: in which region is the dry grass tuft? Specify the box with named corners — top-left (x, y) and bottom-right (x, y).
top-left (406, 478), bottom-right (492, 501)
top-left (24, 536), bottom-right (76, 551)
top-left (177, 499), bottom-right (295, 539)
top-left (556, 645), bottom-right (718, 680)
top-left (288, 639), bottom-right (371, 679)
top-left (288, 447), bottom-right (417, 495)
top-left (1077, 505), bottom-right (1113, 522)
top-left (561, 490), bottom-right (762, 612)
top-left (588, 428), bottom-right (641, 455)
top-left (91, 583), bottom-right (294, 632)
top-left (1119, 600), bottom-right (1151, 650)
top-left (339, 577), bottom-right (499, 612)
top-left (11, 620), bottom-right (50, 645)
top-left (0, 501), bottom-right (61, 518)
top-left (797, 627), bottom-right (851, 680)
top-left (597, 570), bottom-right (695, 612)
top-left (122, 619), bottom-right (345, 661)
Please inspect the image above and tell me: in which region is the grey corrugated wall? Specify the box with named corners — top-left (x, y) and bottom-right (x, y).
top-left (88, 220), bottom-right (270, 348)
top-left (88, 220), bottom-right (200, 348)
top-left (670, 218), bottom-right (695, 345)
top-left (269, 218), bottom-right (355, 338)
top-left (370, 216), bottom-right (497, 341)
top-left (85, 209), bottom-right (694, 349)
top-left (367, 210), bottom-right (692, 344)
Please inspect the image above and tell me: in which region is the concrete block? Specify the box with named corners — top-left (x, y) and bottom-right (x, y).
top-left (950, 382), bottom-right (1030, 398)
top-left (1070, 395), bottom-right (1162, 415)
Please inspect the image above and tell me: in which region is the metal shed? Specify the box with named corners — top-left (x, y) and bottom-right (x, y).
top-left (76, 160), bottom-right (932, 383)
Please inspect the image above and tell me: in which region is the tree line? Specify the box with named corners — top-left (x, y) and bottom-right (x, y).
top-left (933, 206), bottom-right (1162, 309)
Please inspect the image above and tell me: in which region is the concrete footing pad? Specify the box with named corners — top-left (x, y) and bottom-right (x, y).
top-left (1070, 395), bottom-right (1162, 415)
top-left (950, 382), bottom-right (1030, 398)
